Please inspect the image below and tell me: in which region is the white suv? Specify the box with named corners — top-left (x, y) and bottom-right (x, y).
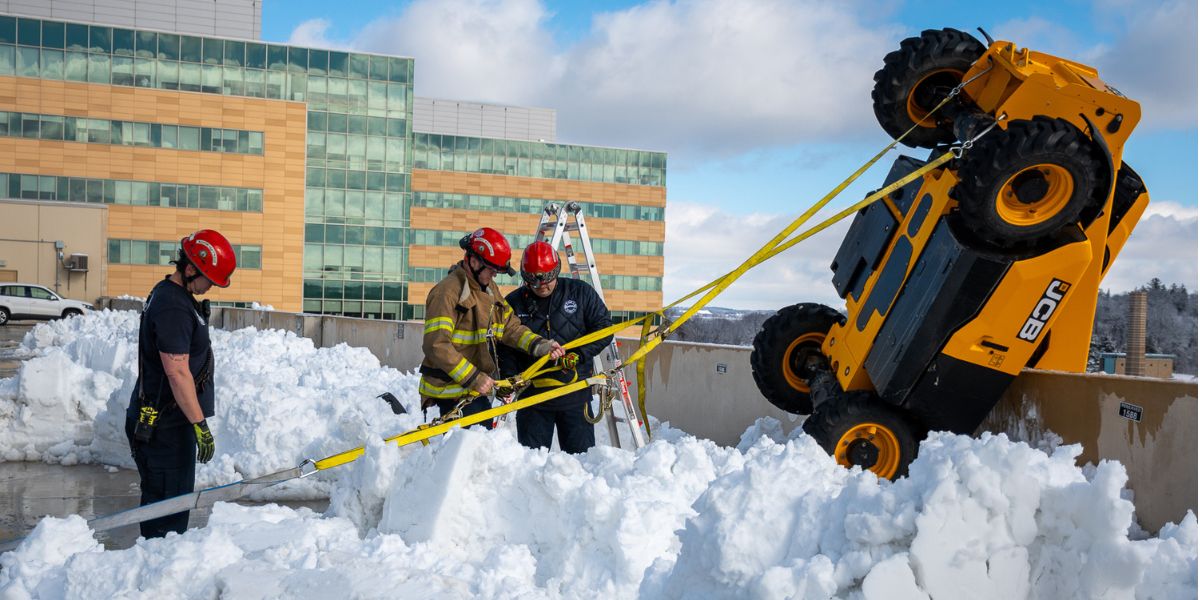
top-left (0, 284), bottom-right (93, 325)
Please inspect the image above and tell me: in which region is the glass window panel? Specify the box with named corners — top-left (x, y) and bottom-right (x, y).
top-left (201, 37), bottom-right (222, 65)
top-left (134, 56), bottom-right (154, 87)
top-left (325, 189), bottom-right (344, 216)
top-left (325, 224), bottom-right (344, 243)
top-left (16, 46), bottom-right (37, 77)
top-left (364, 248), bottom-right (382, 273)
top-left (111, 55), bottom-right (133, 86)
top-left (345, 191), bottom-right (364, 218)
top-left (369, 55), bottom-right (389, 80)
top-left (308, 49), bottom-right (327, 76)
top-left (36, 46), bottom-right (64, 79)
top-left (349, 53), bottom-right (369, 78)
top-left (287, 72), bottom-right (306, 101)
top-left (89, 26), bottom-right (111, 53)
top-left (223, 39), bottom-right (243, 67)
top-left (20, 113), bottom-right (38, 138)
top-left (365, 226), bottom-right (385, 246)
top-left (245, 42), bottom-right (266, 69)
top-left (222, 65), bottom-right (242, 95)
top-left (86, 53), bottom-right (109, 83)
top-left (0, 16), bottom-right (14, 44)
top-left (40, 116), bottom-right (63, 140)
top-left (135, 31), bottom-right (156, 58)
top-left (201, 64), bottom-right (221, 93)
top-left (157, 59), bottom-right (178, 89)
top-left (65, 23), bottom-right (88, 51)
top-left (179, 61), bottom-right (201, 91)
top-left (386, 83), bottom-right (406, 117)
top-left (248, 131), bottom-right (263, 154)
top-left (131, 240), bottom-right (148, 264)
top-left (308, 111), bottom-right (326, 131)
top-left (16, 18), bottom-right (39, 46)
top-left (266, 44), bottom-right (287, 70)
top-left (266, 70), bottom-right (284, 98)
top-left (244, 67), bottom-right (263, 97)
top-left (388, 57), bottom-right (406, 83)
top-left (368, 116), bottom-right (386, 137)
top-left (199, 186), bottom-right (218, 209)
top-left (327, 51), bottom-right (348, 78)
top-left (112, 28), bottom-right (134, 55)
top-left (247, 189), bottom-right (262, 212)
top-left (304, 244), bottom-right (322, 270)
top-left (179, 35), bottom-right (201, 62)
top-left (0, 45), bottom-right (12, 76)
top-left (287, 46), bottom-right (307, 71)
top-left (344, 247), bottom-right (363, 270)
top-left (327, 112), bottom-right (347, 133)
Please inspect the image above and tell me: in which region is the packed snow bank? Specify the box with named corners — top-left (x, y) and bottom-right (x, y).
top-left (0, 310), bottom-right (424, 498)
top-left (0, 312), bottom-right (1195, 598)
top-left (2, 428), bottom-right (1195, 598)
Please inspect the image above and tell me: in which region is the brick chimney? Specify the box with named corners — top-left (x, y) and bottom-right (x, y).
top-left (1125, 291), bottom-right (1147, 376)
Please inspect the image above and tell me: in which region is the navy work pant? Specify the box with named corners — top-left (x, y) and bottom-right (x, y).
top-left (516, 387), bottom-right (596, 454)
top-left (125, 418), bottom-right (196, 538)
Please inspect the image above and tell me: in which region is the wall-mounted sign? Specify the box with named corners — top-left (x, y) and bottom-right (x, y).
top-left (1118, 401), bottom-right (1143, 423)
top-left (716, 363), bottom-right (727, 374)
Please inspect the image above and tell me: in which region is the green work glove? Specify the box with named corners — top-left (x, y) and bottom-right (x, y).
top-left (560, 352), bottom-right (580, 371)
top-left (193, 419), bottom-right (215, 464)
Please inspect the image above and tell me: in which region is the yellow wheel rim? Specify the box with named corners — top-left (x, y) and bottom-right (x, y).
top-left (781, 332), bottom-right (825, 393)
top-left (996, 164), bottom-right (1074, 226)
top-left (835, 422), bottom-right (901, 479)
top-left (906, 69), bottom-right (964, 128)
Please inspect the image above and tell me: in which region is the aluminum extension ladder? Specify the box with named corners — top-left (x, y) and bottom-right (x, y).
top-left (533, 202), bottom-right (647, 449)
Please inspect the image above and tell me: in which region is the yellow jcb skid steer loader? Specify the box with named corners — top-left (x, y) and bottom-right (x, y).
top-left (750, 28), bottom-right (1150, 479)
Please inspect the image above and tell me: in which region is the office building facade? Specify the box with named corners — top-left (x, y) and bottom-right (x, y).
top-left (0, 10), bottom-right (665, 320)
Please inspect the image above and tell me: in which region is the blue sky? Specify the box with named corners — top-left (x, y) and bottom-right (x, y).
top-left (262, 0), bottom-right (1197, 309)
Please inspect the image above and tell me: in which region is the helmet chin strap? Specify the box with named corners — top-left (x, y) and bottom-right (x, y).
top-left (467, 253), bottom-right (489, 284)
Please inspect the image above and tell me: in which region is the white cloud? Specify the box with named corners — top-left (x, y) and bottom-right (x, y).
top-left (664, 200), bottom-right (1199, 312)
top-left (292, 0), bottom-right (1194, 155)
top-left (303, 0), bottom-right (903, 159)
top-left (1101, 210), bottom-right (1198, 292)
top-left (287, 18), bottom-right (346, 50)
top-left (353, 0), bottom-right (561, 107)
top-left (1091, 0), bottom-right (1197, 130)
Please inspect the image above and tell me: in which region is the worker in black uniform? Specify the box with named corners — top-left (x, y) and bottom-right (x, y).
top-left (124, 229), bottom-right (236, 538)
top-left (500, 241), bottom-right (613, 453)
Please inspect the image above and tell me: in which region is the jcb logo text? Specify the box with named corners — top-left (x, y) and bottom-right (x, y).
top-left (1018, 279), bottom-right (1070, 342)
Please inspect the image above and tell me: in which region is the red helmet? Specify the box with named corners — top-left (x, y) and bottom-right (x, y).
top-left (460, 227), bottom-right (516, 275)
top-left (520, 241), bottom-right (561, 286)
top-left (181, 229), bottom-right (237, 288)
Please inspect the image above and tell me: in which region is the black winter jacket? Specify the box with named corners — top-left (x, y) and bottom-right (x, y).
top-left (499, 278), bottom-right (614, 407)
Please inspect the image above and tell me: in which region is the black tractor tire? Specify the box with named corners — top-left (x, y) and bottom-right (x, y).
top-left (61, 308), bottom-right (82, 319)
top-left (0, 307), bottom-right (8, 326)
top-left (872, 28), bottom-right (986, 148)
top-left (750, 303), bottom-right (844, 415)
top-left (954, 117), bottom-right (1108, 252)
top-left (802, 392), bottom-right (919, 480)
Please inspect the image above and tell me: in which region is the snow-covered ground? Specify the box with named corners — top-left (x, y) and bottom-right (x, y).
top-left (0, 311), bottom-right (1195, 598)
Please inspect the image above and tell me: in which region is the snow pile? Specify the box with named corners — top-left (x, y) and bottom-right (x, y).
top-left (0, 311), bottom-right (1195, 598)
top-left (0, 310), bottom-right (423, 497)
top-left (2, 429), bottom-right (1195, 598)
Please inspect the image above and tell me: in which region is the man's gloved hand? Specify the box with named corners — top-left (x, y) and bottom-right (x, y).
top-left (193, 420), bottom-right (215, 464)
top-left (560, 352), bottom-right (580, 371)
top-left (533, 339), bottom-right (566, 360)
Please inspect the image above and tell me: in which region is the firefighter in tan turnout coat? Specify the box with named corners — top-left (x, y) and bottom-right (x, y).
top-left (420, 227), bottom-right (564, 424)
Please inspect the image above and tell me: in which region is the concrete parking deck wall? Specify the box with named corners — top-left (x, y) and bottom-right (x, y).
top-left (206, 307), bottom-right (1197, 532)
